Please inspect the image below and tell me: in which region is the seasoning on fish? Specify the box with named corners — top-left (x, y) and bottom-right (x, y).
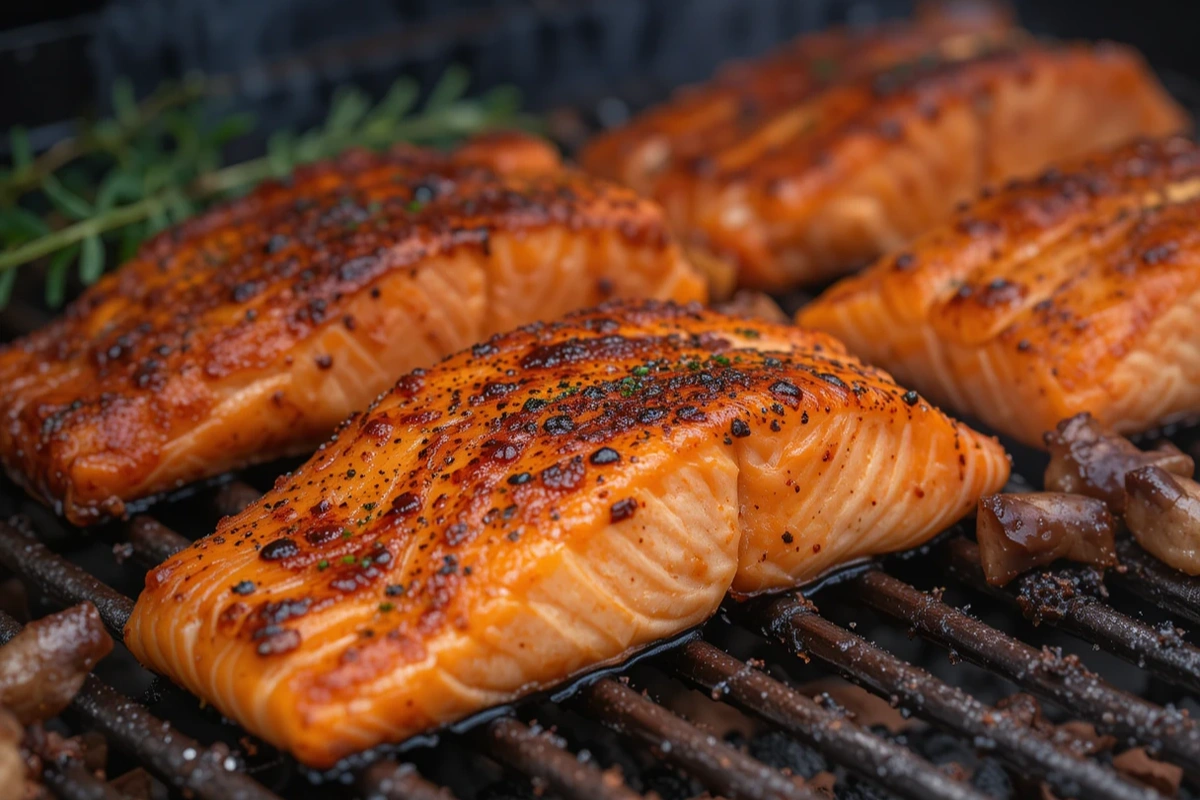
top-left (0, 132), bottom-right (705, 525)
top-left (581, 15), bottom-right (1186, 291)
top-left (124, 300), bottom-right (1009, 768)
top-left (798, 136), bottom-right (1200, 446)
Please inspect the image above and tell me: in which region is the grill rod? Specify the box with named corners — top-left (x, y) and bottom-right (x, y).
top-left (359, 761), bottom-right (457, 800)
top-left (41, 758), bottom-right (132, 800)
top-left (669, 640), bottom-right (987, 800)
top-left (756, 593), bottom-right (1163, 800)
top-left (946, 538), bottom-right (1200, 695)
top-left (1110, 539), bottom-right (1200, 626)
top-left (578, 677), bottom-right (819, 800)
top-left (473, 717), bottom-right (644, 800)
top-left (0, 610), bottom-right (281, 800)
top-left (846, 569), bottom-right (1200, 781)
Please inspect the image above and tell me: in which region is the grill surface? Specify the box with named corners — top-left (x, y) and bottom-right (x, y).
top-left (3, 464), bottom-right (1199, 800)
top-left (4, 10), bottom-right (1200, 800)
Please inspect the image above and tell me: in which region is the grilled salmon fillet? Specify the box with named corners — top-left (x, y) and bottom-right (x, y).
top-left (581, 24), bottom-right (1186, 291)
top-left (125, 300), bottom-right (1008, 768)
top-left (798, 136), bottom-right (1200, 447)
top-left (0, 133), bottom-right (704, 525)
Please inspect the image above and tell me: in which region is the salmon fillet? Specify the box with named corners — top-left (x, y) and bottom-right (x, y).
top-left (581, 24), bottom-right (1186, 291)
top-left (798, 136), bottom-right (1200, 447)
top-left (124, 300), bottom-right (1008, 768)
top-left (0, 133), bottom-right (704, 525)
top-left (581, 3), bottom-right (1015, 195)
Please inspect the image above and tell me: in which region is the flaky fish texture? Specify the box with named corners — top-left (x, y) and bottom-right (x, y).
top-left (799, 136), bottom-right (1200, 447)
top-left (581, 14), bottom-right (1186, 291)
top-left (125, 300), bottom-right (1008, 768)
top-left (0, 133), bottom-right (704, 524)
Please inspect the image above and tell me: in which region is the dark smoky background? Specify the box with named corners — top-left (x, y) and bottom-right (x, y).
top-left (2, 0), bottom-right (1200, 156)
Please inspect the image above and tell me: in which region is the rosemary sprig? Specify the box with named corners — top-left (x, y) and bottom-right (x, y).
top-left (0, 77), bottom-right (208, 207)
top-left (0, 66), bottom-right (538, 308)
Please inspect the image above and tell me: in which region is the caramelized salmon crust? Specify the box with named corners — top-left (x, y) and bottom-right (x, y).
top-left (125, 300), bottom-right (1008, 768)
top-left (581, 15), bottom-right (1186, 291)
top-left (799, 136), bottom-right (1200, 447)
top-left (0, 132), bottom-right (704, 525)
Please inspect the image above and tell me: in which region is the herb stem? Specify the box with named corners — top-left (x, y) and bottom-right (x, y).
top-left (0, 197), bottom-right (164, 271)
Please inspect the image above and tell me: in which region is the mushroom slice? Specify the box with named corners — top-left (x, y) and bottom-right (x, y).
top-left (1044, 413), bottom-right (1193, 513)
top-left (977, 492), bottom-right (1117, 586)
top-left (0, 602), bottom-right (113, 725)
top-left (1125, 466), bottom-right (1200, 576)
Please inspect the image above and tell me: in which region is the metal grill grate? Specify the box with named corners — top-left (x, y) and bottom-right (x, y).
top-left (0, 457), bottom-right (1198, 800)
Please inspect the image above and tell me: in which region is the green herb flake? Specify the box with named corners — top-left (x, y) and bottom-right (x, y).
top-left (342, 554), bottom-right (358, 565)
top-left (317, 559), bottom-right (330, 571)
top-left (342, 529), bottom-right (353, 538)
top-left (813, 57), bottom-right (839, 80)
top-left (710, 354), bottom-right (731, 367)
top-left (619, 377), bottom-right (640, 397)
top-left (631, 365), bottom-right (650, 377)
top-left (379, 602), bottom-right (395, 612)
top-left (735, 328), bottom-right (761, 339)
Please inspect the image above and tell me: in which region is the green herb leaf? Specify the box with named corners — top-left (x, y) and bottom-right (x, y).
top-left (147, 203), bottom-right (171, 234)
top-left (326, 87), bottom-right (372, 137)
top-left (95, 171), bottom-right (144, 211)
top-left (426, 65), bottom-right (470, 110)
top-left (79, 234), bottom-right (105, 284)
top-left (112, 77), bottom-right (138, 126)
top-left (41, 175), bottom-right (93, 220)
top-left (208, 112), bottom-right (256, 146)
top-left (9, 126), bottom-right (32, 170)
top-left (266, 130), bottom-right (295, 177)
top-left (45, 243), bottom-right (80, 307)
top-left (165, 189), bottom-right (194, 222)
top-left (483, 85), bottom-right (522, 118)
top-left (119, 220), bottom-right (147, 262)
top-left (0, 207), bottom-right (50, 243)
top-left (0, 265), bottom-right (17, 307)
top-left (362, 78), bottom-right (420, 137)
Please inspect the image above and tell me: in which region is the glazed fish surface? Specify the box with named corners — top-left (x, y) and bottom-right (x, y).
top-left (581, 19), bottom-right (1186, 291)
top-left (799, 136), bottom-right (1200, 447)
top-left (0, 133), bottom-right (704, 524)
top-left (125, 300), bottom-right (1008, 768)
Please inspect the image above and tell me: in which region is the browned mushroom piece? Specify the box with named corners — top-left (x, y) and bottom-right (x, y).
top-left (1112, 747), bottom-right (1184, 796)
top-left (1124, 465), bottom-right (1200, 576)
top-left (976, 492), bottom-right (1117, 586)
top-left (0, 706), bottom-right (24, 795)
top-left (0, 603), bottom-right (113, 726)
top-left (1043, 413), bottom-right (1194, 513)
